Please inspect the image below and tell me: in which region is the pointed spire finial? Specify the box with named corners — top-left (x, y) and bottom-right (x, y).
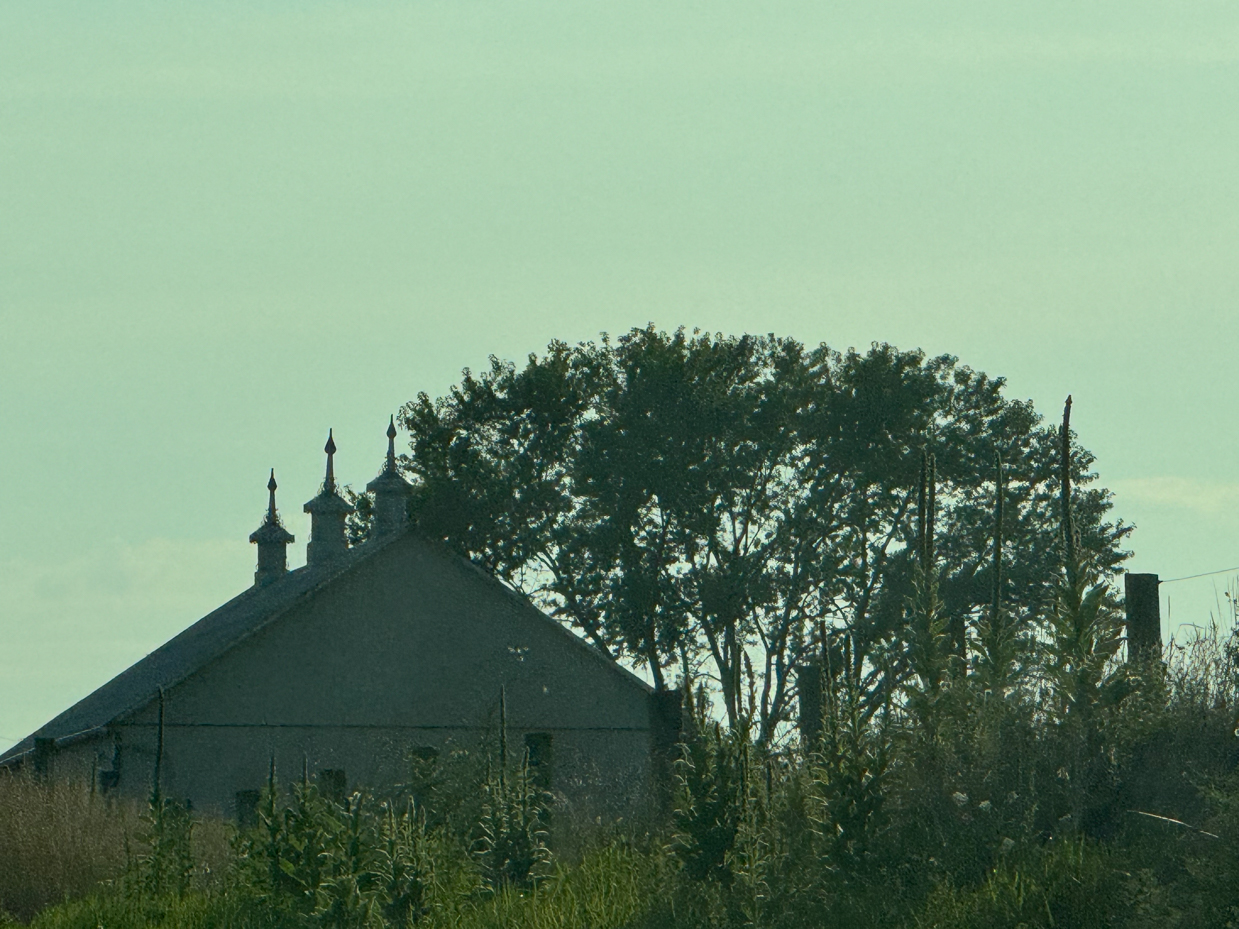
top-left (324, 429), bottom-right (336, 490)
top-left (266, 469), bottom-right (278, 520)
top-left (386, 415), bottom-right (397, 470)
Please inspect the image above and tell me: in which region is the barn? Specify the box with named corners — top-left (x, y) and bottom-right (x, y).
top-left (0, 423), bottom-right (680, 820)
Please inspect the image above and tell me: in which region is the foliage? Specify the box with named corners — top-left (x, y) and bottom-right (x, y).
top-left (398, 327), bottom-right (1130, 743)
top-left (916, 838), bottom-right (1132, 929)
top-left (232, 765), bottom-right (440, 928)
top-left (344, 486), bottom-right (375, 548)
top-left (127, 790), bottom-right (196, 900)
top-left (14, 336), bottom-right (1239, 929)
top-left (12, 615), bottom-right (1239, 928)
top-left (670, 721), bottom-right (750, 884)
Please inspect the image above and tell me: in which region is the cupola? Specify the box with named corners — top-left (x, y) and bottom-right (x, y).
top-left (303, 430), bottom-right (354, 566)
top-left (364, 416), bottom-right (413, 537)
top-left (248, 469), bottom-right (294, 586)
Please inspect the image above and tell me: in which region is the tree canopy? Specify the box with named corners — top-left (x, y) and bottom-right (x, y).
top-left (387, 327), bottom-right (1129, 744)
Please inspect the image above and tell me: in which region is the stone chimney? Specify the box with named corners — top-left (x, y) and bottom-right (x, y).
top-left (249, 469), bottom-right (294, 586)
top-left (364, 416), bottom-right (413, 537)
top-left (303, 430), bottom-right (354, 566)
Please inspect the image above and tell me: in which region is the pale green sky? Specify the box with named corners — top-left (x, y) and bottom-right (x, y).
top-left (2, 2), bottom-right (1237, 750)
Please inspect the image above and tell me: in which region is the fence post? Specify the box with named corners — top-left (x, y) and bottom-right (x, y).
top-left (1124, 572), bottom-right (1162, 661)
top-left (649, 688), bottom-right (684, 813)
top-left (797, 662), bottom-right (823, 748)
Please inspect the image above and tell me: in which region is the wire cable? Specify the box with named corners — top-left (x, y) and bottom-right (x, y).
top-left (1160, 565), bottom-right (1239, 584)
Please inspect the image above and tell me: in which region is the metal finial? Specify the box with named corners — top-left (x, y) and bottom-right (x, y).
top-left (386, 416), bottom-right (397, 469)
top-left (267, 469), bottom-right (278, 519)
top-left (324, 429), bottom-right (336, 488)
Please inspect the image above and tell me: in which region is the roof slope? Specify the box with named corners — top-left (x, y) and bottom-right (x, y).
top-left (1, 531), bottom-right (649, 765)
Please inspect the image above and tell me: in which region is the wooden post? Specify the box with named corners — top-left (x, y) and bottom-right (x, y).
top-left (153, 686), bottom-right (165, 802)
top-left (797, 662), bottom-right (823, 748)
top-left (1124, 573), bottom-right (1162, 661)
top-left (648, 688), bottom-right (683, 813)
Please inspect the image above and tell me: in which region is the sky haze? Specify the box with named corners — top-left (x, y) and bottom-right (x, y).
top-left (2, 1), bottom-right (1237, 750)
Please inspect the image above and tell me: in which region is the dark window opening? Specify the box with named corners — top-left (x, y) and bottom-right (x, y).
top-left (32, 738), bottom-right (56, 777)
top-left (99, 769), bottom-right (120, 794)
top-left (524, 733), bottom-right (553, 789)
top-left (236, 790), bottom-right (260, 827)
top-left (318, 768), bottom-right (347, 805)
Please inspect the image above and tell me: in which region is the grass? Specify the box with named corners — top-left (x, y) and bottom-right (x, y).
top-left (0, 774), bottom-right (231, 923)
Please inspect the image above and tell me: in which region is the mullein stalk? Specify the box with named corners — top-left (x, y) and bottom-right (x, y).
top-left (926, 451), bottom-right (936, 574)
top-left (1061, 395), bottom-right (1078, 589)
top-left (499, 686), bottom-right (508, 796)
top-left (992, 449), bottom-right (1004, 636)
top-left (979, 449), bottom-right (1014, 692)
top-left (1048, 395), bottom-right (1121, 727)
top-left (911, 450), bottom-right (946, 697)
top-left (916, 452), bottom-right (928, 569)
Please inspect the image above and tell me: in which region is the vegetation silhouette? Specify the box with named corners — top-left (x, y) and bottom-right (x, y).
top-left (391, 327), bottom-right (1130, 744)
top-left (7, 330), bottom-right (1239, 929)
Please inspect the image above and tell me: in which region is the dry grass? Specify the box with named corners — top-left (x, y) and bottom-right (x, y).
top-left (0, 774), bottom-right (233, 922)
top-left (0, 773), bottom-right (139, 920)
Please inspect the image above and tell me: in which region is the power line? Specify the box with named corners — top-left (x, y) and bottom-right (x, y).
top-left (1160, 565), bottom-right (1239, 584)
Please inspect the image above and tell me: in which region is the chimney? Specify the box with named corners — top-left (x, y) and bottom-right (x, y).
top-left (1124, 573), bottom-right (1162, 662)
top-left (249, 469), bottom-right (295, 586)
top-left (364, 415), bottom-right (413, 537)
top-left (303, 430), bottom-right (354, 565)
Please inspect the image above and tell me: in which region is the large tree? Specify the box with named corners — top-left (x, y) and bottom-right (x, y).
top-left (391, 327), bottom-right (1130, 744)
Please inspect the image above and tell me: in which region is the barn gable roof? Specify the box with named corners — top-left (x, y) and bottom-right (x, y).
top-left (0, 530), bottom-right (650, 766)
